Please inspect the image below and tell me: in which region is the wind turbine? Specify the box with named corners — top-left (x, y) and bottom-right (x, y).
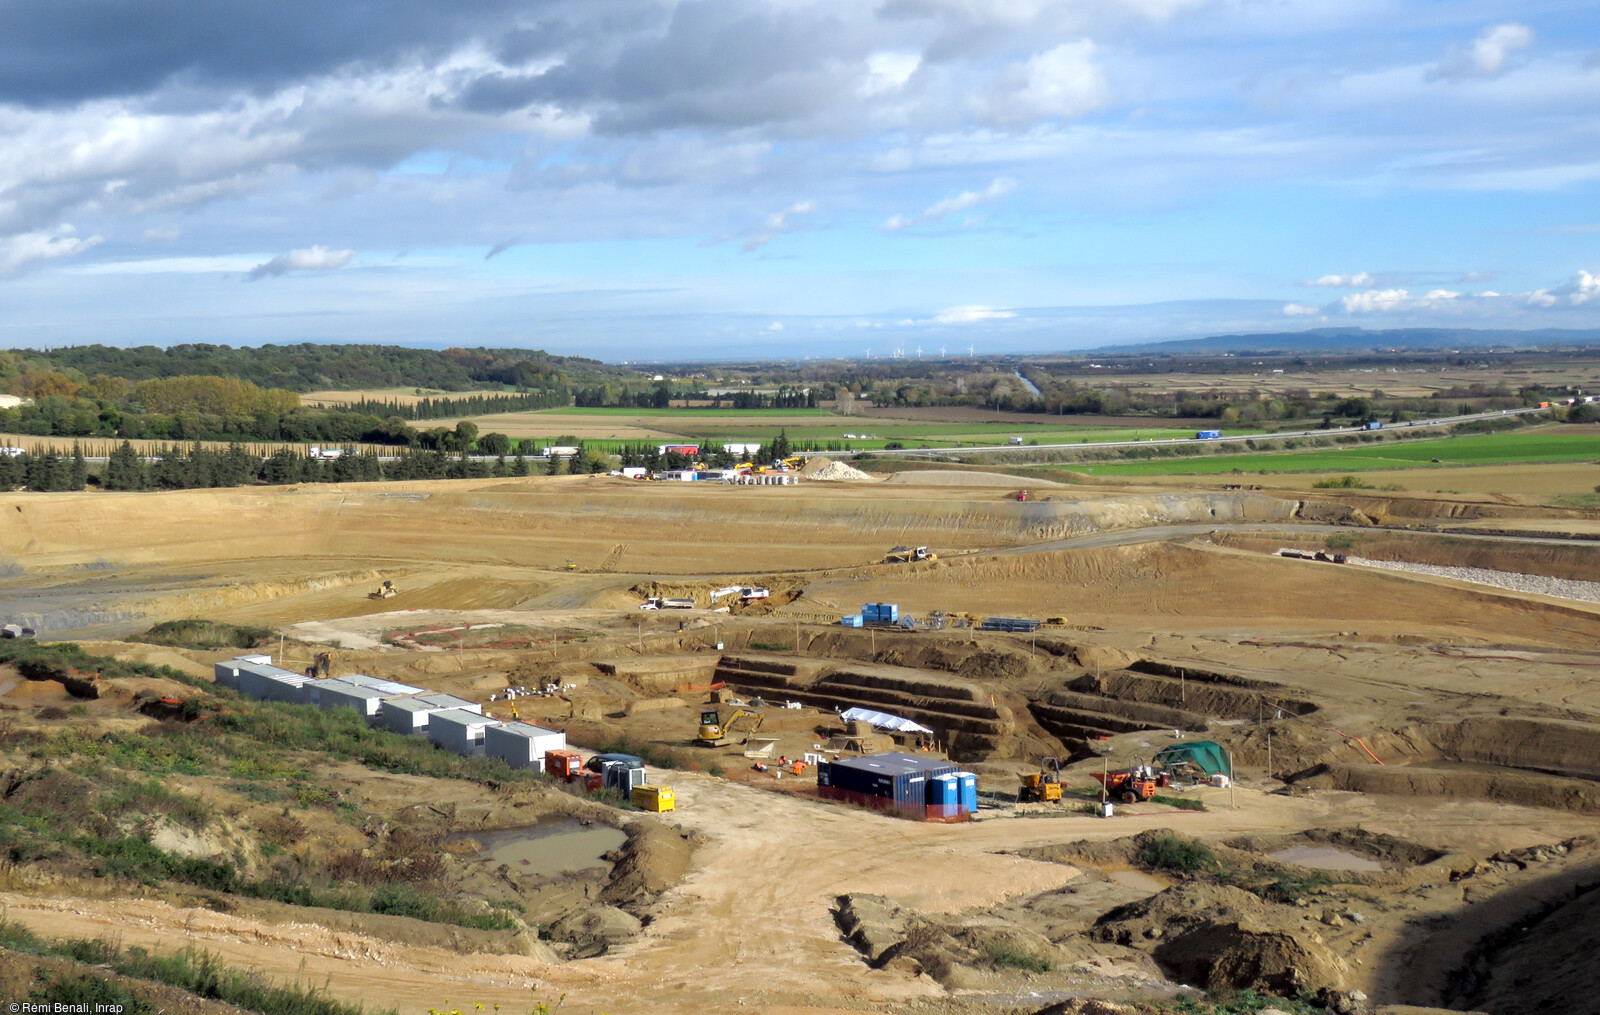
top-left (916, 346), bottom-right (922, 359)
top-left (968, 344), bottom-right (975, 358)
top-left (940, 345), bottom-right (946, 358)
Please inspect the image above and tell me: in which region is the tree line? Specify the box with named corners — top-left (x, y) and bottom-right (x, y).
top-left (0, 442), bottom-right (610, 493)
top-left (338, 388), bottom-right (569, 420)
top-left (1, 343), bottom-right (624, 392)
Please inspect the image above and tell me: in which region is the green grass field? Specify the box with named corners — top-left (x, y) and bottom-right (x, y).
top-left (1075, 427), bottom-right (1597, 476)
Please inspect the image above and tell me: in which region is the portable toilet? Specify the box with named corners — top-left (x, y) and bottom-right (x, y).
top-left (957, 772), bottom-right (978, 814)
top-left (632, 785), bottom-right (676, 812)
top-left (928, 773), bottom-right (960, 818)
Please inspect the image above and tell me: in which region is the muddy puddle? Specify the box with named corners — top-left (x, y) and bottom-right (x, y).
top-left (1268, 845), bottom-right (1385, 872)
top-left (450, 819), bottom-right (627, 878)
top-left (1108, 869), bottom-right (1166, 892)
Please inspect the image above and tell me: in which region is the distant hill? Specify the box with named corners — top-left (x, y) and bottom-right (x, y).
top-left (1097, 328), bottom-right (1600, 355)
top-left (14, 343), bottom-right (636, 392)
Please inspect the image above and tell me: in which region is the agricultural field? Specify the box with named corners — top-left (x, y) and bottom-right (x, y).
top-left (1072, 425), bottom-right (1600, 477)
top-left (424, 405), bottom-right (1205, 449)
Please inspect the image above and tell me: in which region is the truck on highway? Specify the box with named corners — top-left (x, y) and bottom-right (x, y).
top-left (1364, 421), bottom-right (1383, 430)
top-left (1194, 430), bottom-right (1222, 440)
top-left (307, 446), bottom-right (346, 459)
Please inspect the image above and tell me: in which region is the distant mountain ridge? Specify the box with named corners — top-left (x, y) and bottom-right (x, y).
top-left (1098, 327), bottom-right (1600, 354)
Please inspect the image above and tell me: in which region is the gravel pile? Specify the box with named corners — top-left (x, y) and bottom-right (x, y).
top-left (802, 460), bottom-right (879, 482)
top-left (1351, 557), bottom-right (1600, 605)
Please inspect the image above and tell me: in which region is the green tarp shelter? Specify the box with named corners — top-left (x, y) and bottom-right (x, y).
top-left (1153, 740), bottom-right (1232, 779)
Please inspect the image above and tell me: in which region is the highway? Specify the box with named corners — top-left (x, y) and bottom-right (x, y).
top-left (842, 405), bottom-right (1549, 458)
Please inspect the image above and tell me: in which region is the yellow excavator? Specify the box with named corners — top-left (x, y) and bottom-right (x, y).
top-left (695, 707), bottom-right (764, 748)
top-left (1017, 756), bottom-right (1065, 803)
top-left (368, 580), bottom-right (398, 599)
top-left (564, 558), bottom-right (578, 571)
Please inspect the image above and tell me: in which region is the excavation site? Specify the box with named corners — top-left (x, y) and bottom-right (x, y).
top-left (2, 472), bottom-right (1600, 1015)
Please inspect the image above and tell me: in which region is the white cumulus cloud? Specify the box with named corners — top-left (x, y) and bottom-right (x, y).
top-left (244, 245), bottom-right (355, 281)
top-left (1527, 269), bottom-right (1600, 307)
top-left (1430, 23), bottom-right (1534, 81)
top-left (1340, 288), bottom-right (1411, 313)
top-left (885, 178), bottom-right (1016, 232)
top-left (1282, 303), bottom-right (1320, 316)
top-left (0, 225), bottom-right (103, 277)
top-left (1304, 272), bottom-right (1375, 288)
top-left (934, 305), bottom-right (1015, 324)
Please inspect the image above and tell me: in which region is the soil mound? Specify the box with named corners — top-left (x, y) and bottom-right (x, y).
top-left (801, 459), bottom-right (879, 482)
top-left (1094, 882), bottom-right (1352, 996)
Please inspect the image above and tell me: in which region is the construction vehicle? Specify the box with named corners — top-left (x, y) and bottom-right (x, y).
top-left (695, 707), bottom-right (764, 747)
top-left (1015, 489), bottom-right (1029, 502)
top-left (368, 580), bottom-right (397, 599)
top-left (1094, 757), bottom-right (1160, 804)
top-left (640, 596), bottom-right (695, 610)
top-left (1017, 756), bottom-right (1064, 803)
top-left (884, 545), bottom-right (936, 564)
top-left (564, 558), bottom-right (577, 571)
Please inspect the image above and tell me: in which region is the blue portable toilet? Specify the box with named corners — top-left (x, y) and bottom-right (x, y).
top-left (957, 772), bottom-right (978, 814)
top-left (928, 773), bottom-right (960, 817)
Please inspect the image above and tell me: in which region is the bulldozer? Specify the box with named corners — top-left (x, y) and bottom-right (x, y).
top-left (368, 580), bottom-right (397, 599)
top-left (884, 545), bottom-right (937, 564)
top-left (694, 707), bottom-right (764, 748)
top-left (1017, 756), bottom-right (1064, 803)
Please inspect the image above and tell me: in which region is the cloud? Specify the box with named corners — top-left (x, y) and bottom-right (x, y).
top-left (934, 304), bottom-right (1014, 324)
top-left (977, 40), bottom-right (1109, 128)
top-left (1339, 288), bottom-right (1413, 313)
top-left (764, 321), bottom-right (784, 332)
top-left (742, 200), bottom-right (815, 252)
top-left (1429, 23), bottom-right (1534, 81)
top-left (1303, 272), bottom-right (1374, 288)
top-left (244, 244), bottom-right (354, 281)
top-left (1527, 270), bottom-right (1600, 307)
top-left (1282, 302), bottom-right (1319, 316)
top-left (0, 225), bottom-right (103, 276)
top-left (884, 178), bottom-right (1016, 231)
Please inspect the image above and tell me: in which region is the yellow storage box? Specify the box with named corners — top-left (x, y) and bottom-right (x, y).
top-left (631, 785), bottom-right (675, 812)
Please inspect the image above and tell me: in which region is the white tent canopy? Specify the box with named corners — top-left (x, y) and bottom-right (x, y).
top-left (840, 707), bottom-right (934, 735)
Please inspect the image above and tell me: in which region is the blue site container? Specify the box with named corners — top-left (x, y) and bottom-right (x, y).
top-left (841, 615), bottom-right (864, 627)
top-left (822, 752), bottom-right (957, 809)
top-left (957, 772), bottom-right (978, 813)
top-left (862, 604), bottom-right (881, 619)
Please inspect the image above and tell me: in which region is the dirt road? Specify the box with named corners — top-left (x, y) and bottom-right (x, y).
top-left (8, 773), bottom-right (1585, 1015)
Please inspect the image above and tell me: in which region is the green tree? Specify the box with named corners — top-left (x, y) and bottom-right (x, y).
top-left (69, 443), bottom-right (88, 489)
top-left (453, 420), bottom-right (479, 449)
top-left (772, 429), bottom-right (791, 460)
top-left (478, 432), bottom-right (511, 456)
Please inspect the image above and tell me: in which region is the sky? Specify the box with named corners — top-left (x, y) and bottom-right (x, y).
top-left (0, 0), bottom-right (1598, 361)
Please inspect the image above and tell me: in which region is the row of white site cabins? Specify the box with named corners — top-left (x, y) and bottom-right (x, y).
top-left (213, 655), bottom-right (569, 773)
